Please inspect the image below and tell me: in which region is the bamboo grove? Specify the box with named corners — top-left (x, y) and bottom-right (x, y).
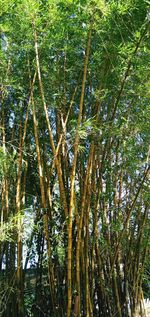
top-left (0, 0), bottom-right (150, 316)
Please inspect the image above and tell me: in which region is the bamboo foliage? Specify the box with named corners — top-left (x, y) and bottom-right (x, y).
top-left (0, 1), bottom-right (150, 316)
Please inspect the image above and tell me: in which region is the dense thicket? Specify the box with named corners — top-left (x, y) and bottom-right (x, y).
top-left (0, 0), bottom-right (150, 316)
